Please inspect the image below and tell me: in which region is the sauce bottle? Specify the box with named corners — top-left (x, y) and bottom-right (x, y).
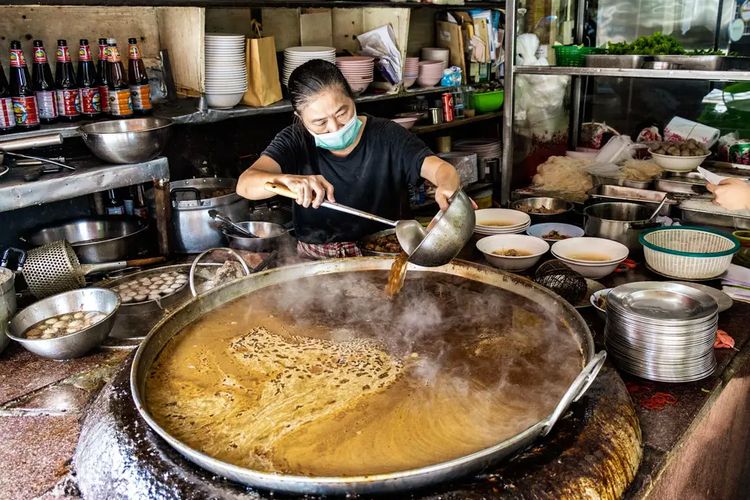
top-left (0, 63), bottom-right (16, 133)
top-left (8, 41), bottom-right (40, 131)
top-left (77, 39), bottom-right (100, 118)
top-left (96, 38), bottom-right (110, 114)
top-left (106, 38), bottom-right (133, 118)
top-left (31, 40), bottom-right (58, 124)
top-left (128, 38), bottom-right (152, 114)
top-left (54, 39), bottom-right (80, 121)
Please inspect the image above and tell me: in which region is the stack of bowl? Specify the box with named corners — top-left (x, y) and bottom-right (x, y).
top-left (605, 281), bottom-right (718, 382)
top-left (551, 237), bottom-right (629, 278)
top-left (283, 46), bottom-right (336, 87)
top-left (403, 57), bottom-right (419, 88)
top-left (204, 33), bottom-right (247, 109)
top-left (474, 208), bottom-right (531, 237)
top-left (417, 60), bottom-right (444, 87)
top-left (335, 56), bottom-right (374, 94)
top-left (454, 139), bottom-right (502, 176)
top-left (421, 47), bottom-right (450, 69)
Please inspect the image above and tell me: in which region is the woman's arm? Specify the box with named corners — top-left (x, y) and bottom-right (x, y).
top-left (707, 178), bottom-right (750, 211)
top-left (237, 155), bottom-right (335, 208)
top-left (420, 155), bottom-right (461, 210)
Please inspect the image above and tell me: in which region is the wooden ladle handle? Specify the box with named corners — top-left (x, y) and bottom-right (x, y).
top-left (264, 182), bottom-right (297, 199)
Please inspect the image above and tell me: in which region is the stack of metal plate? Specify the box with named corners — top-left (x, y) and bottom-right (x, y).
top-left (605, 282), bottom-right (718, 382)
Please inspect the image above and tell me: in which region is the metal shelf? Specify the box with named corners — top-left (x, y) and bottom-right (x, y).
top-left (514, 65), bottom-right (750, 82)
top-left (0, 157), bottom-right (169, 212)
top-left (0, 0), bottom-right (503, 7)
top-left (411, 111), bottom-right (501, 134)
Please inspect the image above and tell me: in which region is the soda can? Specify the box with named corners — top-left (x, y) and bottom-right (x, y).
top-left (729, 140), bottom-right (750, 165)
top-left (441, 92), bottom-right (454, 122)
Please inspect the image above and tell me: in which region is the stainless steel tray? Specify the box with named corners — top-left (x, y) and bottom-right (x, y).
top-left (587, 185), bottom-right (676, 216)
top-left (654, 172), bottom-right (708, 195)
top-left (592, 175), bottom-right (653, 190)
top-left (585, 55), bottom-right (652, 68)
top-left (654, 55), bottom-right (722, 70)
top-left (680, 206), bottom-right (750, 230)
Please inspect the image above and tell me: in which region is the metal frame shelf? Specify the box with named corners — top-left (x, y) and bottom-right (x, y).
top-left (0, 0), bottom-right (504, 7)
top-left (514, 65), bottom-right (750, 82)
top-left (0, 157), bottom-right (171, 254)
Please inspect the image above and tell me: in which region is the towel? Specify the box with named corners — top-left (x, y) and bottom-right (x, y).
top-left (722, 264), bottom-right (750, 303)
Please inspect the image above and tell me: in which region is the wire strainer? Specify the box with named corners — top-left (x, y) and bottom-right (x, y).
top-left (22, 240), bottom-right (86, 298)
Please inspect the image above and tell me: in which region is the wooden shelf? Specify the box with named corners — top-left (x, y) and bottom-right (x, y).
top-left (411, 111), bottom-right (501, 134)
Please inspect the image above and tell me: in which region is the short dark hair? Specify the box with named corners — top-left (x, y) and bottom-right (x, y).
top-left (288, 59), bottom-right (354, 113)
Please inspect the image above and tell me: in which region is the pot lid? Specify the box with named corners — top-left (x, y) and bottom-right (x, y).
top-left (170, 178), bottom-right (241, 208)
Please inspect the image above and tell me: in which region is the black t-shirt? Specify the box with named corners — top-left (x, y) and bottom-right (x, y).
top-left (262, 114), bottom-right (432, 244)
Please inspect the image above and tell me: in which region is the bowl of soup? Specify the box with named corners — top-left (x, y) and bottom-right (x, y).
top-left (551, 237), bottom-right (629, 279)
top-left (476, 234), bottom-right (550, 272)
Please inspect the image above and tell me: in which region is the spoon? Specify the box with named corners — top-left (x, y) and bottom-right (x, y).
top-left (649, 194), bottom-right (669, 220)
top-left (264, 182), bottom-right (427, 253)
top-left (208, 209), bottom-right (256, 238)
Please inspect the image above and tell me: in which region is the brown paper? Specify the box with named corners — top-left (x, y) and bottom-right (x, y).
top-left (300, 9), bottom-right (333, 47)
top-left (436, 21), bottom-right (466, 83)
top-left (242, 36), bottom-right (283, 107)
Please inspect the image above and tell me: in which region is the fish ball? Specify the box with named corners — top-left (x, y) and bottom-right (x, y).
top-left (52, 320), bottom-right (67, 329)
top-left (122, 296), bottom-right (134, 304)
top-left (134, 294), bottom-right (147, 302)
top-left (43, 327), bottom-right (58, 335)
top-left (66, 326), bottom-right (80, 334)
top-left (73, 312), bottom-right (85, 320)
top-left (148, 293), bottom-right (161, 301)
top-left (45, 318), bottom-right (57, 325)
top-left (60, 314), bottom-right (72, 321)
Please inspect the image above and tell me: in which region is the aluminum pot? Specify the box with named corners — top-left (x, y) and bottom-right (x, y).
top-left (584, 202), bottom-right (661, 251)
top-left (222, 221), bottom-right (291, 253)
top-left (25, 217), bottom-right (149, 264)
top-left (0, 267), bottom-right (16, 354)
top-left (167, 178), bottom-right (250, 254)
top-left (131, 257), bottom-right (605, 496)
top-left (79, 117), bottom-right (172, 164)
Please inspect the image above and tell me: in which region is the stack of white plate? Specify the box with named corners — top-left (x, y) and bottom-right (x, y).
top-left (454, 138), bottom-right (502, 162)
top-left (605, 282), bottom-right (718, 383)
top-left (205, 33), bottom-right (247, 109)
top-left (283, 46), bottom-right (336, 87)
top-left (474, 208), bottom-right (530, 236)
top-left (335, 56), bottom-right (374, 94)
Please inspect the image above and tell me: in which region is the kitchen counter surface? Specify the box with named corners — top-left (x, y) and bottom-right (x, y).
top-left (0, 258), bottom-right (748, 498)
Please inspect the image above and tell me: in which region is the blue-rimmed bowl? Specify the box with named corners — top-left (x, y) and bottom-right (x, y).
top-left (527, 223), bottom-right (584, 243)
top-left (639, 226), bottom-right (740, 280)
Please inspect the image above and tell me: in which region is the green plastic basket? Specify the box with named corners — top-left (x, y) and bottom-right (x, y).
top-left (553, 46), bottom-right (605, 67)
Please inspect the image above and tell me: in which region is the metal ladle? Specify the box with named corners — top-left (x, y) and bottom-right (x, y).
top-left (264, 182), bottom-right (475, 267)
top-left (208, 209), bottom-right (257, 238)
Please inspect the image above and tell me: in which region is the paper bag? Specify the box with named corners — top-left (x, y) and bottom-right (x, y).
top-left (436, 21), bottom-right (466, 83)
top-left (242, 35), bottom-right (283, 107)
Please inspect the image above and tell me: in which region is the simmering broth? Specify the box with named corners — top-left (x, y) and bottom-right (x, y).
top-left (146, 271), bottom-right (583, 477)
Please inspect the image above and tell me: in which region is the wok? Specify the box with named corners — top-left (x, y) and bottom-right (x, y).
top-left (131, 258), bottom-right (605, 495)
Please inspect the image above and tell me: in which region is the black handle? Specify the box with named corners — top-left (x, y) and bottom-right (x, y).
top-left (630, 220), bottom-right (662, 231)
top-left (170, 187), bottom-right (202, 203)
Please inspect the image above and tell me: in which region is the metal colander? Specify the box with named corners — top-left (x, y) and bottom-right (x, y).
top-left (22, 240), bottom-right (85, 298)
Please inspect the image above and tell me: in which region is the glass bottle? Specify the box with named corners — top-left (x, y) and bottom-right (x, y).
top-left (8, 41), bottom-right (40, 131)
top-left (31, 40), bottom-right (57, 124)
top-left (77, 39), bottom-right (100, 118)
top-left (54, 39), bottom-right (80, 121)
top-left (106, 38), bottom-right (133, 118)
top-left (128, 38), bottom-right (152, 114)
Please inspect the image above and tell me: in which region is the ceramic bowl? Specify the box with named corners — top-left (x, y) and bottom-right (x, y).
top-left (476, 234), bottom-right (550, 272)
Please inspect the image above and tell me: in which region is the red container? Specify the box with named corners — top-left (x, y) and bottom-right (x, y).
top-left (441, 92), bottom-right (454, 122)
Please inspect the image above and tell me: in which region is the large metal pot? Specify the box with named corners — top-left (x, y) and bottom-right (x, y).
top-left (131, 258), bottom-right (605, 495)
top-left (167, 178), bottom-right (249, 254)
top-left (584, 202), bottom-right (661, 251)
top-left (25, 217), bottom-right (149, 264)
top-left (0, 268), bottom-right (16, 354)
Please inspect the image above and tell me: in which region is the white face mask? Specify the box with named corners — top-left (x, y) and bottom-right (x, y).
top-left (308, 113), bottom-right (362, 151)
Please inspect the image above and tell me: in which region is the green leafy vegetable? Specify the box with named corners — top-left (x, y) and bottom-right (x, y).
top-left (606, 32), bottom-right (685, 55)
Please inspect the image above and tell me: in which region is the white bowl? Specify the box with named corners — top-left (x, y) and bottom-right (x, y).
top-left (590, 288), bottom-right (612, 320)
top-left (205, 92), bottom-right (244, 109)
top-left (475, 208), bottom-right (531, 229)
top-left (526, 223), bottom-right (585, 243)
top-left (551, 237), bottom-right (629, 278)
top-left (476, 234), bottom-right (550, 272)
top-left (649, 150), bottom-right (710, 172)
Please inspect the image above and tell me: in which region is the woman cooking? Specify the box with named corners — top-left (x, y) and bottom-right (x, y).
top-left (236, 59), bottom-right (462, 259)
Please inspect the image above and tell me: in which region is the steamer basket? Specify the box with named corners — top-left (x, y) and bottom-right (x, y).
top-left (639, 226), bottom-right (739, 280)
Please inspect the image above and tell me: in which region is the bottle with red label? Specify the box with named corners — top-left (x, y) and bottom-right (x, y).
top-left (106, 38), bottom-right (133, 118)
top-left (127, 38), bottom-right (152, 114)
top-left (96, 38), bottom-right (110, 113)
top-left (31, 40), bottom-right (57, 124)
top-left (77, 39), bottom-right (100, 118)
top-left (8, 41), bottom-right (40, 131)
top-left (54, 40), bottom-right (80, 121)
top-left (0, 63), bottom-right (16, 133)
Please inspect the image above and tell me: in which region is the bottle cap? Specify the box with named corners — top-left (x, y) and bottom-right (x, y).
top-left (57, 39), bottom-right (67, 46)
top-left (128, 38), bottom-right (138, 44)
top-left (80, 39), bottom-right (89, 45)
top-left (33, 40), bottom-right (43, 47)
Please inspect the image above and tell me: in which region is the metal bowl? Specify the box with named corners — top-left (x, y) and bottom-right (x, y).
top-left (79, 117), bottom-right (172, 164)
top-left (511, 197), bottom-right (574, 223)
top-left (222, 221), bottom-right (290, 252)
top-left (8, 288), bottom-right (120, 359)
top-left (25, 216), bottom-right (149, 264)
top-left (359, 228), bottom-right (399, 256)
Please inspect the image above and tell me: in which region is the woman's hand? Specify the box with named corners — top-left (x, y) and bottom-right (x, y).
top-left (707, 178), bottom-right (750, 211)
top-left (275, 174), bottom-right (335, 208)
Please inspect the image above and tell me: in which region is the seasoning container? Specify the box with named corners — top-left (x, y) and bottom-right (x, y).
top-left (429, 107), bottom-right (443, 125)
top-left (435, 136), bottom-right (451, 153)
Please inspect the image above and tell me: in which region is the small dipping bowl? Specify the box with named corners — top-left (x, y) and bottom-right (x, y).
top-left (590, 287), bottom-right (612, 321)
top-left (8, 288), bottom-right (120, 360)
top-left (476, 234), bottom-right (550, 272)
top-left (527, 223), bottom-right (585, 243)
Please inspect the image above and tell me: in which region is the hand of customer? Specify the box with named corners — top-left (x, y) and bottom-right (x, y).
top-left (277, 174), bottom-right (335, 208)
top-left (706, 178), bottom-right (750, 211)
